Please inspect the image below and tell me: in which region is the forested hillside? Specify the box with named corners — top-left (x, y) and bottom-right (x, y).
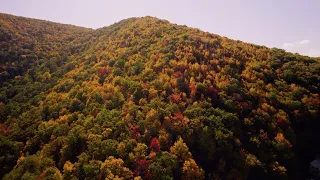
top-left (0, 13), bottom-right (94, 84)
top-left (0, 13), bottom-right (319, 180)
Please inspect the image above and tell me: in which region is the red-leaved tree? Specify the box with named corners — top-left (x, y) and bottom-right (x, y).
top-left (150, 137), bottom-right (160, 152)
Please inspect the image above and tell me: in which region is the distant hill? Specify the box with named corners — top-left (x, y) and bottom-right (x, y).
top-left (0, 13), bottom-right (94, 84)
top-left (0, 13), bottom-right (319, 180)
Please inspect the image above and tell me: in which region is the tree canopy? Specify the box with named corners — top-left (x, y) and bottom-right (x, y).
top-left (0, 13), bottom-right (319, 180)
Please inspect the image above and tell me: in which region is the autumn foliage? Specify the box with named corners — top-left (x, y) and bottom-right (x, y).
top-left (0, 13), bottom-right (319, 180)
top-left (149, 137), bottom-right (160, 152)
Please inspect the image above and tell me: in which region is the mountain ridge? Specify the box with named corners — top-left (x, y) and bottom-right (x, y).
top-left (0, 12), bottom-right (93, 29)
top-left (1, 12), bottom-right (287, 52)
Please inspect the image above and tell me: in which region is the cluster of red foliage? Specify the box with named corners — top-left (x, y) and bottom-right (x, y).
top-left (37, 171), bottom-right (46, 180)
top-left (134, 159), bottom-right (151, 179)
top-left (259, 129), bottom-right (269, 142)
top-left (154, 54), bottom-right (160, 60)
top-left (0, 123), bottom-right (10, 136)
top-left (277, 118), bottom-right (286, 126)
top-left (128, 123), bottom-right (140, 139)
top-left (149, 137), bottom-right (160, 152)
top-left (98, 67), bottom-right (110, 78)
top-left (207, 86), bottom-right (219, 94)
top-left (239, 102), bottom-right (251, 110)
top-left (239, 149), bottom-right (247, 157)
top-left (132, 125), bottom-right (140, 138)
top-left (307, 98), bottom-right (320, 105)
top-left (173, 71), bottom-right (183, 78)
top-left (294, 110), bottom-right (300, 116)
top-left (173, 112), bottom-right (184, 120)
top-left (171, 93), bottom-right (181, 103)
top-left (162, 40), bottom-right (168, 47)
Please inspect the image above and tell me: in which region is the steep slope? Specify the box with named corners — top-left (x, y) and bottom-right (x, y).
top-left (0, 14), bottom-right (319, 180)
top-left (0, 13), bottom-right (94, 84)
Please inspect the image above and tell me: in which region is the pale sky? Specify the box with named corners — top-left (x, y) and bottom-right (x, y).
top-left (1, 0), bottom-right (319, 57)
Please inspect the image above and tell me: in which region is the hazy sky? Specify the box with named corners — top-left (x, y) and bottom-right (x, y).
top-left (1, 0), bottom-right (319, 57)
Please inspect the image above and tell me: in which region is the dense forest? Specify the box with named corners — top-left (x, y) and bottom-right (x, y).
top-left (0, 13), bottom-right (319, 180)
